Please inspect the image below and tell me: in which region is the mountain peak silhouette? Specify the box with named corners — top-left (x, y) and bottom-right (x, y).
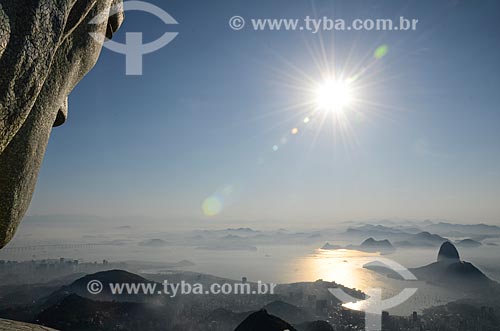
top-left (437, 241), bottom-right (460, 262)
top-left (411, 241), bottom-right (496, 292)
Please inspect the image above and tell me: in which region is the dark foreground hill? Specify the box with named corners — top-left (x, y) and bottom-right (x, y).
top-left (233, 309), bottom-right (297, 331)
top-left (47, 269), bottom-right (159, 304)
top-left (36, 294), bottom-right (172, 331)
top-left (262, 300), bottom-right (314, 324)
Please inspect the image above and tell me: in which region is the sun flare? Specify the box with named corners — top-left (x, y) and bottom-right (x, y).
top-left (264, 44), bottom-right (390, 152)
top-left (315, 79), bottom-right (353, 114)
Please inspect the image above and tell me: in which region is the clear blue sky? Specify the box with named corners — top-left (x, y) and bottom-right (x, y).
top-left (28, 0), bottom-right (500, 226)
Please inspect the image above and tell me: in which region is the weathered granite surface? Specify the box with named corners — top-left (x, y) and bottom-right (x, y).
top-left (0, 319), bottom-right (58, 331)
top-left (0, 0), bottom-right (124, 248)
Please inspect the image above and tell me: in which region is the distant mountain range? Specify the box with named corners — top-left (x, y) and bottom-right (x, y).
top-left (423, 222), bottom-right (500, 237)
top-left (138, 238), bottom-right (168, 247)
top-left (346, 221), bottom-right (500, 237)
top-left (322, 234), bottom-right (440, 254)
top-left (394, 231), bottom-right (449, 248)
top-left (343, 222), bottom-right (500, 250)
top-left (356, 238), bottom-right (395, 253)
top-left (345, 225), bottom-right (449, 248)
top-left (455, 239), bottom-right (482, 248)
top-left (321, 237), bottom-right (395, 254)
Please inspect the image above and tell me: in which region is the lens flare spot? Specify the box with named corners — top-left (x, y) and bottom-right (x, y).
top-left (374, 44), bottom-right (389, 59)
top-left (272, 145), bottom-right (279, 152)
top-left (202, 196), bottom-right (223, 217)
top-left (304, 117), bottom-right (310, 124)
top-left (291, 128), bottom-right (299, 135)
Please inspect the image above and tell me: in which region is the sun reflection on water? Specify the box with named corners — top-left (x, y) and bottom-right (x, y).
top-left (295, 248), bottom-right (381, 292)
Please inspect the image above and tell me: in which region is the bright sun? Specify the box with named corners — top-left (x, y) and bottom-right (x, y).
top-left (315, 79), bottom-right (353, 114)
